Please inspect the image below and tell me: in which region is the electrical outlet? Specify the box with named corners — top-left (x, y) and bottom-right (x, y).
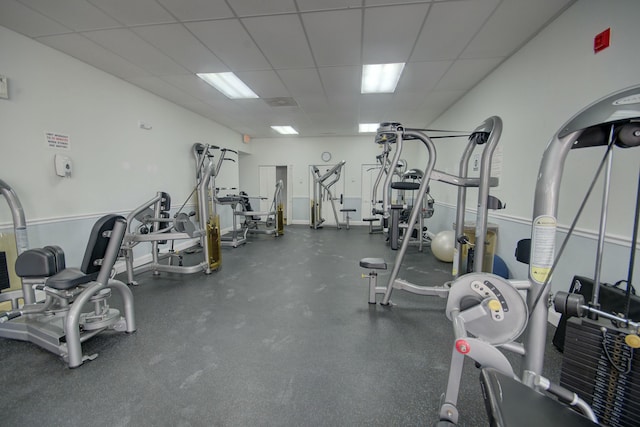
top-left (0, 75), bottom-right (8, 99)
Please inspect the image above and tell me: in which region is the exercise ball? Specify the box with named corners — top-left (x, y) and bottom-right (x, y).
top-left (432, 230), bottom-right (455, 262)
top-left (493, 255), bottom-right (510, 279)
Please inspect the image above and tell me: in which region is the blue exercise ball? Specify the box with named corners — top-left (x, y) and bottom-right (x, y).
top-left (493, 255), bottom-right (509, 279)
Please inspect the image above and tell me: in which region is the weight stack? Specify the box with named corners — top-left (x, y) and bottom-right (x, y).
top-left (560, 317), bottom-right (640, 427)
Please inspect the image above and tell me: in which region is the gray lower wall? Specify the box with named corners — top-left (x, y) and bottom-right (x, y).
top-left (428, 203), bottom-right (640, 305)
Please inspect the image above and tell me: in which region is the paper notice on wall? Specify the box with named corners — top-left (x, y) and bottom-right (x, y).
top-left (491, 145), bottom-right (503, 178)
top-left (45, 132), bottom-right (70, 150)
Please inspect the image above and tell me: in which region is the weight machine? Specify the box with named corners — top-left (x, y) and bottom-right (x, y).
top-left (310, 160), bottom-right (347, 229)
top-left (120, 143), bottom-right (228, 284)
top-left (361, 117), bottom-right (504, 306)
top-left (364, 141), bottom-right (407, 234)
top-left (439, 85), bottom-right (640, 425)
top-left (0, 179), bottom-right (135, 368)
top-left (388, 167), bottom-right (435, 251)
top-left (234, 180), bottom-right (285, 238)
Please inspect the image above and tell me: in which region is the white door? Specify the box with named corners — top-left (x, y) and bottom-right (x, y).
top-left (258, 165), bottom-right (292, 221)
top-left (361, 163), bottom-right (384, 219)
top-left (259, 166), bottom-right (276, 212)
top-left (309, 164), bottom-right (346, 226)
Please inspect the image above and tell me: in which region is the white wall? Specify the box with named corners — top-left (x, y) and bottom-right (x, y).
top-left (238, 0), bottom-right (640, 298)
top-left (239, 135), bottom-right (387, 223)
top-left (0, 26), bottom-right (245, 266)
top-left (425, 0), bottom-right (640, 296)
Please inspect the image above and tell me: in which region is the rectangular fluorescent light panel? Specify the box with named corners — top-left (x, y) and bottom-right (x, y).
top-left (359, 123), bottom-right (379, 133)
top-left (271, 126), bottom-right (298, 135)
top-left (196, 72), bottom-right (258, 99)
top-left (361, 63), bottom-right (405, 94)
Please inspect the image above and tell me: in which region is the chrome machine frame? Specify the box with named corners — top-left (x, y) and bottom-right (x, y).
top-left (0, 180), bottom-right (136, 368)
top-left (310, 160), bottom-right (347, 229)
top-left (371, 117), bottom-right (502, 306)
top-left (121, 143), bottom-right (227, 284)
top-left (439, 85), bottom-right (640, 424)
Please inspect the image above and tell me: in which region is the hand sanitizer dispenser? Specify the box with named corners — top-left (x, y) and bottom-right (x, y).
top-left (54, 154), bottom-right (72, 177)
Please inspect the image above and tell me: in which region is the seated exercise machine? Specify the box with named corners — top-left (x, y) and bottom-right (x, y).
top-left (388, 168), bottom-right (435, 251)
top-left (364, 140), bottom-right (407, 234)
top-left (310, 161), bottom-right (347, 229)
top-left (234, 180), bottom-right (285, 238)
top-left (361, 117), bottom-right (504, 306)
top-left (217, 181), bottom-right (284, 247)
top-left (438, 85), bottom-right (640, 425)
top-left (120, 143), bottom-right (226, 284)
top-left (0, 179), bottom-right (135, 368)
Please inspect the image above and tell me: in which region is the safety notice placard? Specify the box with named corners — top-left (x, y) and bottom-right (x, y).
top-left (45, 132), bottom-right (70, 150)
top-left (530, 215), bottom-right (556, 284)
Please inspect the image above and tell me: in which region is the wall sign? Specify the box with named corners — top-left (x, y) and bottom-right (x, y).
top-left (45, 132), bottom-right (71, 150)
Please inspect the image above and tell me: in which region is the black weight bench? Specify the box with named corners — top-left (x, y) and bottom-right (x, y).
top-left (359, 257), bottom-right (387, 304)
top-left (340, 208), bottom-right (356, 229)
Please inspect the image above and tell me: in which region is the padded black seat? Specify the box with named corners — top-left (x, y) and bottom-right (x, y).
top-left (391, 182), bottom-right (420, 191)
top-left (480, 368), bottom-right (598, 427)
top-left (46, 268), bottom-right (95, 290)
top-left (359, 257), bottom-right (387, 270)
top-left (17, 215), bottom-right (125, 291)
top-left (217, 196), bottom-right (243, 204)
top-left (340, 208), bottom-right (356, 212)
top-left (362, 217), bottom-right (379, 222)
top-left (15, 246), bottom-right (65, 278)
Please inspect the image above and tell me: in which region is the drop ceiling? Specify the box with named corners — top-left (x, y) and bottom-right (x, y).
top-left (0, 0), bottom-right (575, 138)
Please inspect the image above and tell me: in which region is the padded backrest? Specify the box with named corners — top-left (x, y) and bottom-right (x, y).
top-left (80, 214), bottom-right (126, 276)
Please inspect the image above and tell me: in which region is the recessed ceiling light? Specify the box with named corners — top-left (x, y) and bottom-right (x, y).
top-left (359, 123), bottom-right (379, 133)
top-left (361, 63), bottom-right (405, 94)
top-left (271, 125), bottom-right (298, 135)
top-left (196, 72), bottom-right (258, 99)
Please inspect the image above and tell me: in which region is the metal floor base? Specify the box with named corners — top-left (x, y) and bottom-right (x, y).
top-left (0, 225), bottom-right (564, 426)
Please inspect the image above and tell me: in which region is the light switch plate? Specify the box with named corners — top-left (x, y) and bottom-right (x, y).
top-left (0, 75), bottom-right (8, 99)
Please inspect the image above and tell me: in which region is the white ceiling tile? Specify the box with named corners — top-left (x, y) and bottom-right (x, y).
top-left (37, 33), bottom-right (152, 80)
top-left (389, 92), bottom-right (428, 111)
top-left (87, 0), bottom-right (175, 26)
top-left (3, 0), bottom-right (576, 137)
top-left (296, 0), bottom-right (363, 12)
top-left (396, 60), bottom-right (451, 92)
top-left (461, 0), bottom-right (574, 59)
top-left (227, 0), bottom-right (297, 17)
top-left (327, 94), bottom-right (359, 111)
top-left (318, 66), bottom-right (360, 96)
top-left (302, 9), bottom-right (361, 67)
top-left (19, 0), bottom-right (121, 31)
top-left (203, 97), bottom-right (246, 115)
top-left (277, 69), bottom-right (324, 97)
top-left (359, 94), bottom-right (393, 115)
top-left (159, 74), bottom-right (228, 102)
top-left (156, 0), bottom-right (234, 21)
top-left (411, 0), bottom-right (499, 61)
top-left (236, 98), bottom-right (273, 114)
top-left (132, 24), bottom-right (227, 73)
top-left (83, 28), bottom-right (188, 75)
top-left (362, 3), bottom-right (430, 64)
top-left (0, 0), bottom-right (70, 37)
top-left (186, 20), bottom-right (271, 71)
top-left (127, 76), bottom-right (201, 104)
top-left (243, 14), bottom-right (314, 69)
top-left (434, 57), bottom-right (502, 91)
top-left (235, 70), bottom-right (290, 98)
top-left (295, 96), bottom-right (329, 114)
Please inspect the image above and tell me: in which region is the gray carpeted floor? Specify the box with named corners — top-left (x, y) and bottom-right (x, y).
top-left (0, 225), bottom-right (563, 426)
